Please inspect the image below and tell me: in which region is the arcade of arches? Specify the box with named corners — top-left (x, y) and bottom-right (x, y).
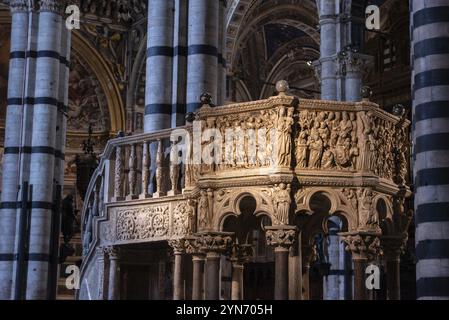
top-left (0, 0), bottom-right (447, 301)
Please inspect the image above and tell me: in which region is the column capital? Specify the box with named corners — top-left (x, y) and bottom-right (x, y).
top-left (9, 0), bottom-right (28, 13)
top-left (38, 0), bottom-right (62, 14)
top-left (103, 245), bottom-right (120, 259)
top-left (230, 244), bottom-right (253, 265)
top-left (381, 235), bottom-right (408, 261)
top-left (340, 231), bottom-right (382, 261)
top-left (193, 231), bottom-right (234, 255)
top-left (168, 238), bottom-right (187, 254)
top-left (337, 51), bottom-right (374, 77)
top-left (265, 225), bottom-right (297, 250)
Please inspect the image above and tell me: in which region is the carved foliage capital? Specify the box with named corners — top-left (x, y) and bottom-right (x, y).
top-left (9, 0), bottom-right (28, 13)
top-left (195, 232), bottom-right (233, 254)
top-left (341, 232), bottom-right (382, 260)
top-left (168, 239), bottom-right (186, 254)
top-left (38, 0), bottom-right (61, 13)
top-left (381, 235), bottom-right (408, 260)
top-left (230, 244), bottom-right (254, 264)
top-left (265, 226), bottom-right (297, 249)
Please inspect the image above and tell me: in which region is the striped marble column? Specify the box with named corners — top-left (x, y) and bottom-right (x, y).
top-left (54, 25), bottom-right (71, 186)
top-left (217, 0), bottom-right (227, 106)
top-left (186, 0), bottom-right (219, 112)
top-left (171, 0), bottom-right (188, 128)
top-left (412, 0), bottom-right (449, 300)
top-left (316, 0), bottom-right (337, 100)
top-left (0, 0), bottom-right (29, 300)
top-left (145, 0), bottom-right (174, 132)
top-left (26, 0), bottom-right (63, 299)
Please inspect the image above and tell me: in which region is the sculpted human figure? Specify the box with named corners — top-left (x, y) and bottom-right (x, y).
top-left (198, 190), bottom-right (209, 229)
top-left (274, 183), bottom-right (291, 224)
top-left (296, 130), bottom-right (308, 168)
top-left (308, 132), bottom-right (323, 169)
top-left (275, 106), bottom-right (294, 167)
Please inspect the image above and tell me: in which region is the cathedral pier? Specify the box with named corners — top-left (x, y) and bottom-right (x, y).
top-left (145, 0), bottom-right (174, 132)
top-left (411, 0), bottom-right (449, 300)
top-left (0, 0), bottom-right (29, 300)
top-left (186, 0), bottom-right (220, 112)
top-left (315, 0), bottom-right (337, 100)
top-left (266, 226), bottom-right (298, 300)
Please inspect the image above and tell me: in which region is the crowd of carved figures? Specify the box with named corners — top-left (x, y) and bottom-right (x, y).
top-left (296, 110), bottom-right (359, 170)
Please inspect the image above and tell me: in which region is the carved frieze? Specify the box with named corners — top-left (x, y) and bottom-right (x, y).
top-left (116, 205), bottom-right (169, 241)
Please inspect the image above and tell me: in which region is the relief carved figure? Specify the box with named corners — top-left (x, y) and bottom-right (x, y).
top-left (296, 109), bottom-right (359, 171)
top-left (198, 190), bottom-right (210, 230)
top-left (357, 188), bottom-right (379, 231)
top-left (172, 200), bottom-right (196, 237)
top-left (273, 183), bottom-right (291, 225)
top-left (275, 106), bottom-right (294, 167)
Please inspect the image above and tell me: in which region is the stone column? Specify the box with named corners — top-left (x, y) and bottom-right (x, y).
top-left (195, 231), bottom-right (233, 300)
top-left (381, 236), bottom-right (406, 300)
top-left (106, 246), bottom-right (121, 300)
top-left (191, 254), bottom-right (205, 300)
top-left (171, 0), bottom-right (188, 127)
top-left (230, 244), bottom-right (253, 300)
top-left (300, 245), bottom-right (316, 300)
top-left (168, 239), bottom-right (186, 300)
top-left (185, 237), bottom-right (205, 300)
top-left (0, 0), bottom-right (29, 300)
top-left (266, 226), bottom-right (297, 300)
top-left (145, 0), bottom-right (174, 132)
top-left (96, 247), bottom-right (107, 300)
top-left (314, 0), bottom-right (337, 100)
top-left (411, 0), bottom-right (449, 300)
top-left (341, 232), bottom-right (382, 300)
top-left (26, 0), bottom-right (64, 300)
top-left (186, 0), bottom-right (220, 112)
top-left (338, 51), bottom-right (373, 102)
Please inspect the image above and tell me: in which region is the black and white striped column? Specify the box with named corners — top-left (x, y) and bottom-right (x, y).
top-left (0, 0), bottom-right (29, 300)
top-left (171, 0), bottom-right (188, 128)
top-left (145, 0), bottom-right (174, 132)
top-left (26, 1), bottom-right (63, 299)
top-left (186, 0), bottom-right (219, 112)
top-left (412, 0), bottom-right (449, 300)
top-left (217, 0), bottom-right (227, 106)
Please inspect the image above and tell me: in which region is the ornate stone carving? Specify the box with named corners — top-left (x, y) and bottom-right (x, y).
top-left (9, 0), bottom-right (28, 13)
top-left (198, 189), bottom-right (214, 230)
top-left (295, 109), bottom-right (359, 171)
top-left (265, 226), bottom-right (297, 249)
top-left (272, 183), bottom-right (291, 225)
top-left (230, 244), bottom-right (254, 264)
top-left (116, 205), bottom-right (169, 241)
top-left (274, 105), bottom-right (294, 167)
top-left (38, 0), bottom-right (60, 13)
top-left (195, 232), bottom-right (233, 254)
top-left (341, 232), bottom-right (382, 260)
top-left (357, 188), bottom-right (380, 232)
top-left (168, 239), bottom-right (186, 254)
top-left (169, 141), bottom-right (180, 194)
top-left (80, 0), bottom-right (147, 23)
top-left (172, 200), bottom-right (196, 237)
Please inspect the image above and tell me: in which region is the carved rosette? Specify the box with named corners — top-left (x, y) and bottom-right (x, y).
top-left (195, 232), bottom-right (234, 255)
top-left (265, 226), bottom-right (297, 250)
top-left (341, 232), bottom-right (382, 261)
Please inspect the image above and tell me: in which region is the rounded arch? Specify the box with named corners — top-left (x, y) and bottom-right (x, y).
top-left (72, 31), bottom-right (125, 133)
top-left (214, 189), bottom-right (276, 230)
top-left (295, 188), bottom-right (358, 231)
